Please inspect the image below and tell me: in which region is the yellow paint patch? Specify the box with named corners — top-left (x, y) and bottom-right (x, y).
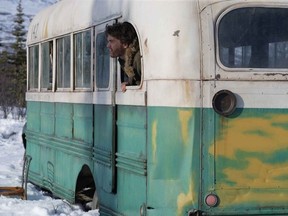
top-left (178, 110), bottom-right (192, 145)
top-left (212, 115), bottom-right (288, 158)
top-left (177, 180), bottom-right (195, 216)
top-left (217, 188), bottom-right (288, 206)
top-left (210, 114), bottom-right (288, 190)
top-left (221, 158), bottom-right (288, 188)
top-left (152, 120), bottom-right (158, 163)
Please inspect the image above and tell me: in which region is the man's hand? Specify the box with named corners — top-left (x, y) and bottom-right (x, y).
top-left (121, 82), bottom-right (128, 92)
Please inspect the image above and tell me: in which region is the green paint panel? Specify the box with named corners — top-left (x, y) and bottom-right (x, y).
top-left (27, 101), bottom-right (41, 132)
top-left (26, 141), bottom-right (41, 174)
top-left (55, 103), bottom-right (73, 139)
top-left (116, 105), bottom-right (147, 215)
top-left (73, 104), bottom-right (93, 143)
top-left (94, 105), bottom-right (148, 215)
top-left (117, 171), bottom-right (146, 215)
top-left (117, 105), bottom-right (146, 158)
top-left (40, 102), bottom-right (55, 135)
top-left (26, 98), bottom-right (288, 216)
top-left (93, 104), bottom-right (115, 193)
top-left (146, 107), bottom-right (201, 216)
top-left (26, 101), bottom-right (94, 204)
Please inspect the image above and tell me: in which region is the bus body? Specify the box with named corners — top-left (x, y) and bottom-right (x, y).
top-left (26, 0), bottom-right (288, 215)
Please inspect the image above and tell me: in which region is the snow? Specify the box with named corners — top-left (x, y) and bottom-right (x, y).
top-left (0, 117), bottom-right (99, 216)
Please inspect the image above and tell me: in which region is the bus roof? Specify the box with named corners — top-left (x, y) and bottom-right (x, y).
top-left (27, 0), bottom-right (121, 45)
top-left (27, 0), bottom-right (235, 45)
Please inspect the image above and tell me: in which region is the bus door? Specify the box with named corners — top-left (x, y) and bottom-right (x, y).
top-left (201, 4), bottom-right (288, 215)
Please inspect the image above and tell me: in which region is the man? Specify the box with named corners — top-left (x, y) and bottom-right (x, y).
top-left (106, 22), bottom-right (141, 92)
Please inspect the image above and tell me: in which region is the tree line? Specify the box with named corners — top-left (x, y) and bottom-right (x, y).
top-left (0, 0), bottom-right (26, 119)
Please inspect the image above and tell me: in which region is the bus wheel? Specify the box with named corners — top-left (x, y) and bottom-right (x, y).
top-left (91, 190), bottom-right (99, 209)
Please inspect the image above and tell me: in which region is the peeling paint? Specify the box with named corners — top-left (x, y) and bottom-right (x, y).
top-left (209, 112), bottom-right (288, 206)
top-left (152, 120), bottom-right (158, 163)
top-left (178, 109), bottom-right (192, 145)
top-left (177, 180), bottom-right (194, 216)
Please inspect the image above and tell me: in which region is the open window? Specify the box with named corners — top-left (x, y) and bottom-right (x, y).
top-left (118, 22), bottom-right (142, 90)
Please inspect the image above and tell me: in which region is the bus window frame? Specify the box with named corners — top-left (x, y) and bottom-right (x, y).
top-left (215, 5), bottom-right (288, 74)
top-left (73, 28), bottom-right (93, 92)
top-left (94, 22), bottom-right (113, 92)
top-left (55, 34), bottom-right (72, 92)
top-left (40, 40), bottom-right (53, 92)
top-left (28, 44), bottom-right (40, 92)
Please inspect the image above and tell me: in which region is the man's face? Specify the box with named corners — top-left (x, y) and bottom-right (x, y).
top-left (107, 35), bottom-right (127, 58)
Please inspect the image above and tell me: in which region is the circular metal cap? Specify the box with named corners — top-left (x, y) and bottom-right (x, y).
top-left (212, 90), bottom-right (237, 117)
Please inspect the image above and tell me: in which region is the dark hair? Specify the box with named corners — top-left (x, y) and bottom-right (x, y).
top-left (105, 22), bottom-right (137, 45)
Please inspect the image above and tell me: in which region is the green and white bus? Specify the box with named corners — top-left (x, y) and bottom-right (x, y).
top-left (26, 0), bottom-right (288, 215)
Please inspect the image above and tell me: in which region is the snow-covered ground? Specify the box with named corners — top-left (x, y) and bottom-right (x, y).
top-left (0, 117), bottom-right (99, 216)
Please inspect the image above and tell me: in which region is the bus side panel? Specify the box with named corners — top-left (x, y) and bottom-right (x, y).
top-left (55, 103), bottom-right (73, 139)
top-left (27, 101), bottom-right (94, 203)
top-left (146, 106), bottom-right (201, 216)
top-left (202, 107), bottom-right (288, 215)
top-left (40, 102), bottom-right (54, 135)
top-left (116, 105), bottom-right (147, 215)
top-left (73, 104), bottom-right (93, 144)
top-left (27, 101), bottom-right (41, 133)
top-left (26, 101), bottom-right (41, 185)
top-left (52, 103), bottom-right (93, 202)
top-left (94, 104), bottom-right (117, 209)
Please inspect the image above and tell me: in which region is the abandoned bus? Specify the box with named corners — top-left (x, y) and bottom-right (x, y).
top-left (25, 0), bottom-right (288, 215)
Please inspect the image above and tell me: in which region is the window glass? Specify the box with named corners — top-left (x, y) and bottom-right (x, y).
top-left (219, 8), bottom-right (288, 68)
top-left (28, 45), bottom-right (39, 90)
top-left (41, 41), bottom-right (53, 90)
top-left (56, 35), bottom-right (71, 88)
top-left (96, 32), bottom-right (110, 88)
top-left (75, 30), bottom-right (91, 88)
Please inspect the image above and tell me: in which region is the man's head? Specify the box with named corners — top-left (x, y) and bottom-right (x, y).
top-left (106, 22), bottom-right (137, 59)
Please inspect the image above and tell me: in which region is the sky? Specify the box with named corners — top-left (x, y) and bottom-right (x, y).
top-left (0, 116), bottom-right (99, 216)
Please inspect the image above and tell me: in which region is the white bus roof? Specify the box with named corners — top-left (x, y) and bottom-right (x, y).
top-left (27, 0), bottom-right (121, 44)
top-left (27, 0), bottom-right (232, 45)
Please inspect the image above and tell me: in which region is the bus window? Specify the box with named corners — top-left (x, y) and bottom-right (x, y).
top-left (96, 32), bottom-right (110, 89)
top-left (218, 7), bottom-right (288, 69)
top-left (41, 41), bottom-right (53, 90)
top-left (56, 35), bottom-right (71, 89)
top-left (28, 45), bottom-right (39, 90)
top-left (105, 22), bottom-right (141, 92)
top-left (74, 30), bottom-right (92, 89)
